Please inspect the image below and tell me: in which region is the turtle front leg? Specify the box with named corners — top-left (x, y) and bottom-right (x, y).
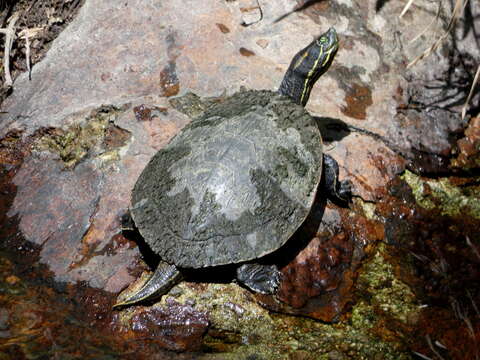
top-left (323, 154), bottom-right (352, 203)
top-left (236, 263), bottom-right (281, 294)
top-left (114, 261), bottom-right (182, 308)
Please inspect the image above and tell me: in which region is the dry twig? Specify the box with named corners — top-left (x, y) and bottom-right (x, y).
top-left (406, 0), bottom-right (467, 69)
top-left (1, 12), bottom-right (19, 88)
top-left (18, 27), bottom-right (43, 81)
top-left (399, 0), bottom-right (416, 18)
top-left (461, 65), bottom-right (480, 120)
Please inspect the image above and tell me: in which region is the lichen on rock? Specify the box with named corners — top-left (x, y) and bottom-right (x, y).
top-left (34, 106), bottom-right (130, 168)
top-left (353, 244), bottom-right (420, 329)
top-left (402, 170), bottom-right (480, 219)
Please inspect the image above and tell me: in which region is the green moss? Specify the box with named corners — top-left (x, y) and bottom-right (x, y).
top-left (354, 198), bottom-right (380, 221)
top-left (172, 283), bottom-right (277, 347)
top-left (402, 170), bottom-right (480, 219)
top-left (354, 244), bottom-right (419, 328)
top-left (35, 106), bottom-right (129, 168)
top-left (142, 280), bottom-right (414, 359)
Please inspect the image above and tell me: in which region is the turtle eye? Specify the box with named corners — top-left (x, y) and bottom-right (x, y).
top-left (316, 36), bottom-right (328, 46)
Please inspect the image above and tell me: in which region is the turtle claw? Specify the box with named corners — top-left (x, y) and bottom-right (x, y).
top-left (114, 262), bottom-right (182, 308)
top-left (236, 263), bottom-right (281, 295)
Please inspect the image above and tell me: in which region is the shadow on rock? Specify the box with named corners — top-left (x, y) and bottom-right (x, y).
top-left (314, 116), bottom-right (351, 143)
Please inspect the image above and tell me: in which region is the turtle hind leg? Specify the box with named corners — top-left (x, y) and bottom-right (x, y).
top-left (120, 209), bottom-right (135, 232)
top-left (322, 154), bottom-right (352, 204)
top-left (236, 263), bottom-right (281, 294)
top-left (113, 262), bottom-right (182, 308)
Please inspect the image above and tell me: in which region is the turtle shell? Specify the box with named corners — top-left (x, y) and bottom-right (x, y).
top-left (131, 89), bottom-right (323, 268)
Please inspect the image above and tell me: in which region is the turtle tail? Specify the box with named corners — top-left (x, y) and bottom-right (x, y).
top-left (113, 262), bottom-right (182, 308)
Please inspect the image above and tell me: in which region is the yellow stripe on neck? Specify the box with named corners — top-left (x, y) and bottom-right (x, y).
top-left (300, 47), bottom-right (323, 105)
top-left (299, 47), bottom-right (335, 106)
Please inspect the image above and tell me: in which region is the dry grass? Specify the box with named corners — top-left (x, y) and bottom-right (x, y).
top-left (404, 0), bottom-right (467, 68)
top-left (0, 12), bottom-right (18, 87)
top-left (399, 0), bottom-right (416, 18)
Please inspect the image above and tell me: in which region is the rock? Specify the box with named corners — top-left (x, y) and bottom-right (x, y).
top-left (129, 304), bottom-right (209, 352)
top-left (237, 0), bottom-right (263, 26)
top-left (276, 233), bottom-right (355, 321)
top-left (257, 206), bottom-right (383, 322)
top-left (452, 116), bottom-right (480, 170)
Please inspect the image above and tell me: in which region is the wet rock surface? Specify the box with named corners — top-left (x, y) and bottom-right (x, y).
top-left (255, 205), bottom-right (384, 323)
top-left (1, 0), bottom-right (479, 358)
top-left (127, 304), bottom-right (209, 352)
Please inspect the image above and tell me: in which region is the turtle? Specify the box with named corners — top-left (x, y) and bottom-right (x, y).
top-left (114, 27), bottom-right (351, 307)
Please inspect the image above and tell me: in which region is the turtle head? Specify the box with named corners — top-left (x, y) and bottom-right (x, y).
top-left (278, 27), bottom-right (339, 107)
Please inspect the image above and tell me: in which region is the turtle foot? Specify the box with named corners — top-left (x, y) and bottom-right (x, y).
top-left (114, 262), bottom-right (182, 308)
top-left (337, 179), bottom-right (352, 203)
top-left (236, 263), bottom-right (281, 294)
top-left (323, 154), bottom-right (352, 204)
top-left (120, 209), bottom-right (135, 232)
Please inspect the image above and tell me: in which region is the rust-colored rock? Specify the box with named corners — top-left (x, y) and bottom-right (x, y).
top-left (159, 31), bottom-right (182, 98)
top-left (133, 104), bottom-right (153, 122)
top-left (375, 176), bottom-right (480, 359)
top-left (130, 305), bottom-right (209, 352)
top-left (381, 177), bottom-right (480, 298)
top-left (452, 116), bottom-right (480, 170)
top-left (258, 206), bottom-right (382, 322)
top-left (341, 83), bottom-right (372, 120)
top-left (159, 62), bottom-right (180, 97)
top-left (412, 307), bottom-right (480, 360)
top-left (277, 234), bottom-right (353, 310)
